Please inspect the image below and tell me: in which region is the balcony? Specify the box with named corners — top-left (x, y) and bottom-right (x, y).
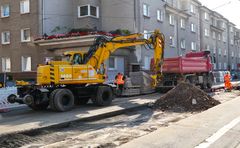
top-left (234, 32), bottom-right (240, 41)
top-left (210, 24), bottom-right (224, 33)
top-left (165, 4), bottom-right (191, 18)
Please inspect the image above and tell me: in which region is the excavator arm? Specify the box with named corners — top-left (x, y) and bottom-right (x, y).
top-left (85, 29), bottom-right (165, 87)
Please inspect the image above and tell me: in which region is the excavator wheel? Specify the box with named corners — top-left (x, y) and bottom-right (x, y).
top-left (53, 89), bottom-right (75, 112)
top-left (49, 89), bottom-right (60, 111)
top-left (92, 86), bottom-right (113, 106)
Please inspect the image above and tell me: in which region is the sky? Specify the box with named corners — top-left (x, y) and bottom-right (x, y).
top-left (199, 0), bottom-right (240, 28)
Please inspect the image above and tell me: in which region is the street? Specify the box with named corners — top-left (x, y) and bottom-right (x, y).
top-left (0, 89), bottom-right (240, 148)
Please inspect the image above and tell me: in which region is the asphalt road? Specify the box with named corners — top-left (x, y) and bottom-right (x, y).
top-left (120, 96), bottom-right (240, 148)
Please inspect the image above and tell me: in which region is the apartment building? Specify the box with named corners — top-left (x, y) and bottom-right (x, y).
top-left (0, 0), bottom-right (41, 75)
top-left (0, 0), bottom-right (240, 81)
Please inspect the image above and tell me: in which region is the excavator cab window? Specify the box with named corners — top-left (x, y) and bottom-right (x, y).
top-left (72, 54), bottom-right (83, 65)
top-left (62, 54), bottom-right (71, 62)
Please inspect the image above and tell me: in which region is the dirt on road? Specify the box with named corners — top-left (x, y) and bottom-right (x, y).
top-left (153, 82), bottom-right (221, 112)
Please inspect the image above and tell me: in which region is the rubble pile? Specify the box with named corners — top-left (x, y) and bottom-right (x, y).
top-left (153, 82), bottom-right (220, 112)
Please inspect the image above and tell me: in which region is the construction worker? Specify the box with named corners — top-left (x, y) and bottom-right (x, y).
top-left (224, 71), bottom-right (232, 92)
top-left (114, 73), bottom-right (125, 93)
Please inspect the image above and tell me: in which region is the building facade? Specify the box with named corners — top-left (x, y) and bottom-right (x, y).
top-left (0, 0), bottom-right (240, 81)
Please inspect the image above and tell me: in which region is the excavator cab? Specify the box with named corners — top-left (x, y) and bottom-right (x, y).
top-left (62, 51), bottom-right (87, 65)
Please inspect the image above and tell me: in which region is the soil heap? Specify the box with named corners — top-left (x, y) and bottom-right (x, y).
top-left (153, 82), bottom-right (220, 112)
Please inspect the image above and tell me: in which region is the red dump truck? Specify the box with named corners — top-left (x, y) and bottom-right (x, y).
top-left (158, 51), bottom-right (214, 89)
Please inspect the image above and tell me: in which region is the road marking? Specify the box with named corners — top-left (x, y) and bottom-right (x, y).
top-left (195, 116), bottom-right (240, 148)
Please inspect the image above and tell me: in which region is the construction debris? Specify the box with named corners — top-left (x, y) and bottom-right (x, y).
top-left (153, 82), bottom-right (221, 112)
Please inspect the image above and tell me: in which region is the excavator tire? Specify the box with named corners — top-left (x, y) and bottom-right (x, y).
top-left (92, 86), bottom-right (113, 106)
top-left (53, 89), bottom-right (75, 112)
top-left (49, 89), bottom-right (60, 111)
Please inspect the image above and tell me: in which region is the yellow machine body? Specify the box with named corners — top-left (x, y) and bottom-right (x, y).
top-left (36, 30), bottom-right (165, 87)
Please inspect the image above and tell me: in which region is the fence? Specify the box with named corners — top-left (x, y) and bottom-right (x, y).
top-left (0, 87), bottom-right (24, 112)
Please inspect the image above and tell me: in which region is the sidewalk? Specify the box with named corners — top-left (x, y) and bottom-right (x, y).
top-left (0, 93), bottom-right (161, 136)
top-left (119, 96), bottom-right (240, 148)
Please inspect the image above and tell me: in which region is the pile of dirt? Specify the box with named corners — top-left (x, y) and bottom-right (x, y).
top-left (153, 82), bottom-right (220, 112)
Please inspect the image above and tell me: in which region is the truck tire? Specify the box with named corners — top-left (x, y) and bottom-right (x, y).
top-left (49, 89), bottom-right (60, 111)
top-left (92, 86), bottom-right (113, 106)
top-left (207, 75), bottom-right (213, 89)
top-left (201, 76), bottom-right (208, 89)
top-left (53, 89), bottom-right (75, 112)
top-left (75, 97), bottom-right (90, 105)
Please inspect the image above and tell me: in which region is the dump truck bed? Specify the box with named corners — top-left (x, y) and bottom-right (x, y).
top-left (162, 57), bottom-right (210, 74)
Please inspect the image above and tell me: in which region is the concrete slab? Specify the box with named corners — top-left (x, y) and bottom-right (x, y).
top-left (120, 96), bottom-right (240, 148)
top-left (0, 93), bottom-right (161, 136)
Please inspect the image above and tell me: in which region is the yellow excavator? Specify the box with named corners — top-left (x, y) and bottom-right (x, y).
top-left (8, 30), bottom-right (165, 112)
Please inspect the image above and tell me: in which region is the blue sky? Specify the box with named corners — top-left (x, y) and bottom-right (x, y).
top-left (199, 0), bottom-right (240, 28)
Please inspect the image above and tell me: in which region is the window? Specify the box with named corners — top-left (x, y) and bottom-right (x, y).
top-left (1, 31), bottom-right (10, 44)
top-left (222, 23), bottom-right (226, 29)
top-left (213, 19), bottom-right (217, 26)
top-left (157, 10), bottom-right (164, 21)
top-left (218, 34), bottom-right (221, 41)
top-left (20, 0), bottom-right (30, 14)
top-left (230, 39), bottom-right (234, 45)
top-left (213, 46), bottom-right (216, 54)
top-left (190, 4), bottom-right (195, 14)
top-left (180, 19), bottom-right (185, 29)
top-left (224, 50), bottom-right (227, 56)
top-left (218, 62), bottom-right (221, 69)
top-left (232, 52), bottom-right (234, 57)
top-left (212, 31), bottom-right (216, 39)
top-left (169, 14), bottom-right (174, 25)
top-left (232, 63), bottom-right (235, 69)
top-left (169, 36), bottom-right (174, 46)
top-left (21, 56), bottom-right (31, 71)
top-left (191, 42), bottom-right (196, 50)
top-left (1, 4), bottom-right (9, 17)
top-left (143, 4), bottom-right (150, 17)
top-left (2, 57), bottom-right (11, 72)
top-left (230, 26), bottom-right (233, 33)
top-left (191, 23), bottom-right (196, 32)
top-left (21, 28), bottom-right (30, 42)
top-left (218, 48), bottom-right (221, 55)
top-left (78, 5), bottom-right (99, 18)
top-left (223, 35), bottom-right (226, 43)
top-left (108, 57), bottom-right (116, 70)
top-left (224, 63), bottom-right (227, 70)
top-left (204, 12), bottom-right (209, 20)
top-left (180, 39), bottom-right (186, 49)
top-left (204, 28), bottom-right (209, 37)
top-left (205, 45), bottom-right (210, 51)
top-left (144, 30), bottom-right (150, 39)
top-left (213, 63), bottom-right (217, 70)
top-left (231, 63), bottom-right (235, 69)
top-left (144, 56), bottom-right (151, 70)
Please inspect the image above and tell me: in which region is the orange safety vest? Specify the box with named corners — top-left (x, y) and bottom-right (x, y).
top-left (115, 74), bottom-right (125, 85)
top-left (224, 74), bottom-right (232, 89)
top-left (224, 74), bottom-right (230, 82)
